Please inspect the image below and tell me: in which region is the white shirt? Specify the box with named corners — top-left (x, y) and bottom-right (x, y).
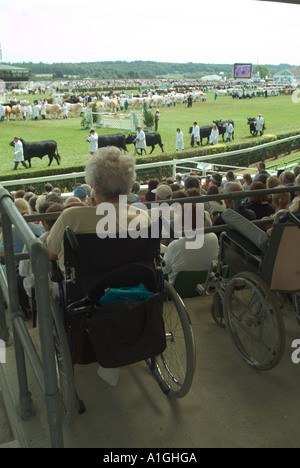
top-left (210, 128), bottom-right (219, 145)
top-left (226, 123), bottom-right (234, 137)
top-left (14, 140), bottom-right (24, 162)
top-left (192, 125), bottom-right (200, 141)
top-left (135, 130), bottom-right (146, 149)
top-left (163, 233), bottom-right (219, 285)
top-left (176, 131), bottom-right (184, 150)
top-left (255, 117), bottom-right (264, 131)
top-left (87, 132), bottom-right (98, 152)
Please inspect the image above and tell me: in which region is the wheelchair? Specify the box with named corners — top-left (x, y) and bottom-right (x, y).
top-left (198, 208), bottom-right (300, 371)
top-left (49, 221), bottom-right (196, 425)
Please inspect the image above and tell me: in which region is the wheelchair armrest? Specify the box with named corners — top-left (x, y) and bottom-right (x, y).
top-left (49, 261), bottom-right (64, 283)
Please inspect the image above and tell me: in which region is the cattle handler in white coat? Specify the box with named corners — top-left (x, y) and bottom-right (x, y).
top-left (86, 129), bottom-right (98, 155)
top-left (13, 137), bottom-right (28, 170)
top-left (133, 126), bottom-right (147, 156)
top-left (255, 114), bottom-right (265, 137)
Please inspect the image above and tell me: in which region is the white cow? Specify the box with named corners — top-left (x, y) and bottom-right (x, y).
top-left (46, 103), bottom-right (62, 119)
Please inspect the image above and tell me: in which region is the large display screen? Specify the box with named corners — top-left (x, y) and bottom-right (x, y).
top-left (234, 63), bottom-right (252, 79)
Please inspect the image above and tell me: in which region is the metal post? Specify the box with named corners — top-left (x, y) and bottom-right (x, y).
top-left (1, 211), bottom-right (35, 420)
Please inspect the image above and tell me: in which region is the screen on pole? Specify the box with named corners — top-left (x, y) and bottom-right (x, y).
top-left (234, 63), bottom-right (252, 79)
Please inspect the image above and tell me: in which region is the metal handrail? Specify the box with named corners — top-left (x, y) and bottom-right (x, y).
top-left (0, 186), bottom-right (63, 448)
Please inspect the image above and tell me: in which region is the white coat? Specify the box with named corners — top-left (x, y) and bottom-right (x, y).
top-left (87, 132), bottom-right (98, 153)
top-left (14, 140), bottom-right (24, 162)
top-left (255, 117), bottom-right (264, 131)
top-left (33, 105), bottom-right (40, 118)
top-left (176, 131), bottom-right (184, 150)
top-left (192, 125), bottom-right (200, 142)
top-left (210, 128), bottom-right (219, 145)
top-left (226, 123), bottom-right (234, 138)
top-left (135, 130), bottom-right (146, 149)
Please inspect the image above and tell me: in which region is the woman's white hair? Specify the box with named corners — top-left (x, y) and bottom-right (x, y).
top-left (85, 146), bottom-right (136, 200)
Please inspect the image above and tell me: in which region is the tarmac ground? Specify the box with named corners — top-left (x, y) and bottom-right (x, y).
top-left (1, 294), bottom-right (300, 449)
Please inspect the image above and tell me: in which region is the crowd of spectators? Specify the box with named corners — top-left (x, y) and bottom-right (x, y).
top-left (2, 153), bottom-right (300, 357)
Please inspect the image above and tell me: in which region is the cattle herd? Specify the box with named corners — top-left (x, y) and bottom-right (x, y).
top-left (1, 88), bottom-right (269, 167)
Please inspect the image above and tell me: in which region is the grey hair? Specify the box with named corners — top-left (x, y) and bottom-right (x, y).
top-left (85, 146), bottom-right (136, 200)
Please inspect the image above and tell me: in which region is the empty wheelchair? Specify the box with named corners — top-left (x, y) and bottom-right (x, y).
top-left (199, 208), bottom-right (300, 370)
top-left (49, 222), bottom-right (196, 424)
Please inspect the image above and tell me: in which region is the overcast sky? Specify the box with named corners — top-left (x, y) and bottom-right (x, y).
top-left (0, 0), bottom-right (299, 66)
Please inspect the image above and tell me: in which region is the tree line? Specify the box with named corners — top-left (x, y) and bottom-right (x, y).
top-left (2, 60), bottom-right (292, 80)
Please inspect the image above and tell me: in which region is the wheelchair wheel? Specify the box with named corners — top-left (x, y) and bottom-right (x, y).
top-left (211, 292), bottom-right (225, 328)
top-left (50, 296), bottom-right (77, 425)
top-left (153, 281), bottom-right (196, 398)
top-left (223, 271), bottom-right (285, 370)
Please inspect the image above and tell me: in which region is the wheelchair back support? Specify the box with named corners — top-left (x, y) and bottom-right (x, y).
top-left (63, 226), bottom-right (167, 367)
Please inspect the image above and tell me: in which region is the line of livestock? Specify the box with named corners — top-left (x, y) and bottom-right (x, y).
top-left (7, 117), bottom-right (263, 167)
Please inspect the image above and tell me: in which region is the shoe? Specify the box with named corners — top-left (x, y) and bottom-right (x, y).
top-left (97, 365), bottom-right (118, 386)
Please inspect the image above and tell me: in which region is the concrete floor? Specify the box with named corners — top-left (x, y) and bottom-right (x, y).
top-left (1, 294), bottom-right (300, 448)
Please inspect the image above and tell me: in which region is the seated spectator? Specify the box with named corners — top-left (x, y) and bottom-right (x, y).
top-left (44, 182), bottom-right (53, 194)
top-left (221, 171), bottom-right (236, 188)
top-left (253, 161), bottom-right (270, 182)
top-left (184, 175), bottom-right (201, 192)
top-left (73, 185), bottom-right (88, 204)
top-left (47, 147), bottom-right (150, 272)
top-left (257, 172), bottom-right (269, 186)
top-left (210, 172), bottom-right (223, 190)
top-left (288, 196), bottom-right (300, 218)
top-left (151, 184), bottom-right (172, 201)
top-left (213, 182), bottom-right (256, 230)
top-left (206, 185), bottom-right (226, 220)
top-left (293, 165), bottom-right (300, 178)
top-left (0, 199), bottom-right (45, 320)
top-left (175, 173), bottom-right (184, 188)
top-left (163, 204), bottom-right (219, 285)
top-left (170, 183), bottom-right (181, 192)
top-left (280, 170), bottom-right (296, 200)
top-left (294, 174), bottom-right (300, 198)
top-left (246, 181), bottom-right (275, 219)
top-left (145, 178), bottom-right (159, 202)
top-left (15, 189), bottom-right (25, 199)
top-left (262, 189), bottom-right (291, 232)
top-left (64, 196), bottom-right (87, 209)
top-left (266, 176), bottom-right (280, 190)
top-left (24, 191), bottom-right (35, 203)
top-left (242, 173), bottom-right (252, 191)
top-left (46, 147), bottom-right (151, 387)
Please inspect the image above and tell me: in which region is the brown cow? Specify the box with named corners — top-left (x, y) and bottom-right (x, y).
top-left (11, 105), bottom-right (21, 120)
top-left (46, 103), bottom-right (62, 119)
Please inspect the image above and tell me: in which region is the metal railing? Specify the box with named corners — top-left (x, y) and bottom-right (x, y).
top-left (0, 182), bottom-right (299, 448)
top-left (0, 186), bottom-right (63, 448)
top-left (0, 134), bottom-right (299, 189)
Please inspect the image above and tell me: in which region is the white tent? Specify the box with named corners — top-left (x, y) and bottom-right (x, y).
top-left (200, 75), bottom-right (222, 81)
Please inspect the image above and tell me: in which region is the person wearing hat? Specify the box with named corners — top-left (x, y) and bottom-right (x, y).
top-left (86, 129), bottom-right (98, 155)
top-left (73, 185), bottom-right (88, 202)
top-left (133, 126), bottom-right (147, 156)
top-left (151, 184), bottom-right (172, 201)
top-left (12, 137), bottom-right (28, 170)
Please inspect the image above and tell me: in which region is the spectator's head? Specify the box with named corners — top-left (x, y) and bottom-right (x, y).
top-left (257, 173), bottom-right (268, 186)
top-left (294, 174), bottom-right (300, 197)
top-left (211, 172), bottom-right (223, 187)
top-left (184, 175), bottom-right (200, 191)
top-left (26, 185), bottom-right (36, 193)
top-left (271, 189), bottom-right (291, 212)
top-left (281, 171), bottom-right (295, 186)
top-left (266, 176), bottom-right (280, 189)
top-left (14, 198), bottom-right (30, 216)
top-left (151, 184), bottom-right (172, 201)
top-left (207, 184), bottom-right (219, 195)
top-left (171, 190), bottom-right (188, 200)
top-left (28, 195), bottom-right (38, 214)
top-left (293, 165), bottom-right (300, 177)
top-left (243, 173), bottom-right (252, 185)
top-left (73, 185), bottom-right (88, 202)
top-left (147, 178), bottom-right (159, 192)
top-left (289, 196), bottom-right (300, 214)
top-left (38, 202), bottom-right (64, 231)
top-left (223, 182), bottom-right (243, 208)
top-left (226, 171), bottom-right (235, 181)
top-left (257, 161), bottom-right (266, 173)
top-left (24, 191), bottom-right (35, 202)
top-left (248, 181), bottom-right (269, 204)
top-left (15, 189), bottom-right (25, 199)
top-left (44, 182), bottom-right (53, 193)
top-left (85, 146), bottom-right (136, 203)
top-left (175, 173), bottom-right (182, 184)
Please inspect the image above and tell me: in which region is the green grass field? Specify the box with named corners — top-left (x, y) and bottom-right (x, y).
top-left (0, 91), bottom-right (299, 177)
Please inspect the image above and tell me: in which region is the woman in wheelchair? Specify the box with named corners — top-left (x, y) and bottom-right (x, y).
top-left (46, 147), bottom-right (151, 271)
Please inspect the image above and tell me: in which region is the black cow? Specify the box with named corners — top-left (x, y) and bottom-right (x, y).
top-left (126, 132), bottom-right (164, 154)
top-left (189, 125), bottom-right (213, 146)
top-left (213, 120), bottom-right (235, 141)
top-left (247, 117), bottom-right (266, 136)
top-left (98, 133), bottom-right (127, 152)
top-left (9, 139), bottom-right (61, 168)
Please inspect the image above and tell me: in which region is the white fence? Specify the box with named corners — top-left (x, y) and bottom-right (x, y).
top-left (0, 134), bottom-right (299, 189)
